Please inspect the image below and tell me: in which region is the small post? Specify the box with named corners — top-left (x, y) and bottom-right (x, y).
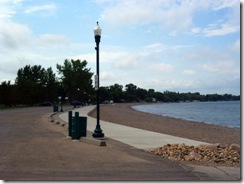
top-left (74, 112), bottom-right (79, 140)
top-left (68, 111), bottom-right (72, 137)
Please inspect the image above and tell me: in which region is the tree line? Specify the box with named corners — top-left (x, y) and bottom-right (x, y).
top-left (0, 59), bottom-right (240, 108)
top-left (0, 59), bottom-right (94, 107)
top-left (100, 83), bottom-right (240, 103)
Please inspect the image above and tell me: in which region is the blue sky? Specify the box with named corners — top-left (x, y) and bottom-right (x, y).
top-left (0, 0), bottom-right (241, 95)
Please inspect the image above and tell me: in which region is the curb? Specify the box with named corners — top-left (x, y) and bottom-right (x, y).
top-left (80, 137), bottom-right (106, 147)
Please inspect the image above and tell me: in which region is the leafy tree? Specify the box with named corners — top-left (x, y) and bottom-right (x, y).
top-left (0, 81), bottom-right (16, 106)
top-left (100, 86), bottom-right (109, 103)
top-left (136, 87), bottom-right (148, 101)
top-left (148, 89), bottom-right (155, 97)
top-left (125, 83), bottom-right (137, 93)
top-left (56, 59), bottom-right (94, 102)
top-left (163, 91), bottom-right (179, 102)
top-left (154, 91), bottom-right (164, 101)
top-left (42, 67), bottom-right (59, 102)
top-left (223, 94), bottom-right (232, 101)
top-left (15, 65), bottom-right (59, 105)
top-left (125, 83), bottom-right (138, 102)
top-left (109, 83), bottom-right (124, 102)
top-left (15, 65), bottom-right (46, 105)
top-left (205, 94), bottom-right (219, 101)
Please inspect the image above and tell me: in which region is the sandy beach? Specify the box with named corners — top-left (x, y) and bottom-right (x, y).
top-left (88, 103), bottom-right (240, 145)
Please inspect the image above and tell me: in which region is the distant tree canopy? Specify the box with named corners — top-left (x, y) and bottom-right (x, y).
top-left (15, 65), bottom-right (59, 105)
top-left (56, 59), bottom-right (94, 102)
top-left (98, 84), bottom-right (240, 103)
top-left (0, 59), bottom-right (94, 107)
top-left (0, 60), bottom-right (240, 107)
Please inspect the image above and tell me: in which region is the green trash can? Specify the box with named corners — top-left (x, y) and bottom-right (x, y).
top-left (53, 105), bottom-right (59, 112)
top-left (72, 116), bottom-right (87, 140)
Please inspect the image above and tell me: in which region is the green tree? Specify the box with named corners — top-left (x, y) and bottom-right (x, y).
top-left (136, 87), bottom-right (148, 101)
top-left (125, 83), bottom-right (138, 102)
top-left (15, 65), bottom-right (59, 105)
top-left (0, 81), bottom-right (16, 106)
top-left (109, 83), bottom-right (124, 102)
top-left (154, 91), bottom-right (164, 101)
top-left (148, 89), bottom-right (155, 97)
top-left (56, 59), bottom-right (94, 102)
top-left (100, 86), bottom-right (109, 103)
top-left (15, 65), bottom-right (46, 105)
top-left (42, 67), bottom-right (59, 102)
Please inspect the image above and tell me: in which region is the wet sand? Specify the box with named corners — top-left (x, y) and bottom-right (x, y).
top-left (88, 103), bottom-right (240, 145)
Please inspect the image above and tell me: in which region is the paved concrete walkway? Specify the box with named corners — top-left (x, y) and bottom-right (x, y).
top-left (59, 105), bottom-right (208, 150)
top-left (58, 106), bottom-right (241, 181)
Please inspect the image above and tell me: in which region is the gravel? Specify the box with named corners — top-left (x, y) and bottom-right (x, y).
top-left (89, 103), bottom-right (240, 145)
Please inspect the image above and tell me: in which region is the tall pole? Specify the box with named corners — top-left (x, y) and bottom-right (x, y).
top-left (93, 22), bottom-right (104, 138)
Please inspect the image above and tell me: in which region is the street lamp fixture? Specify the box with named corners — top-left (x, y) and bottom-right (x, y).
top-left (58, 96), bottom-right (63, 112)
top-left (92, 21), bottom-right (104, 138)
top-left (65, 97), bottom-right (68, 104)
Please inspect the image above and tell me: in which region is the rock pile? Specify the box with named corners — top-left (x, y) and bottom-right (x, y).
top-left (147, 143), bottom-right (240, 166)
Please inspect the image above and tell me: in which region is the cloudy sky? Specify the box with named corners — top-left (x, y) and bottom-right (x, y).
top-left (0, 0), bottom-right (241, 95)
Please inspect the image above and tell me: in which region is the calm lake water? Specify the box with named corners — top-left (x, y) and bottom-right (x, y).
top-left (132, 101), bottom-right (240, 128)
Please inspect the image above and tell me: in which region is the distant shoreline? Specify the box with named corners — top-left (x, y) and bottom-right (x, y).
top-left (131, 101), bottom-right (240, 128)
top-left (88, 103), bottom-right (240, 145)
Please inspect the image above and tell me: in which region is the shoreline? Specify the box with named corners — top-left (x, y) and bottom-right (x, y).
top-left (131, 102), bottom-right (241, 129)
top-left (131, 102), bottom-right (240, 129)
top-left (88, 103), bottom-right (240, 145)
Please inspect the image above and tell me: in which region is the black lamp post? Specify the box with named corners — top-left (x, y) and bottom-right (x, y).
top-left (58, 96), bottom-right (63, 112)
top-left (92, 21), bottom-right (104, 138)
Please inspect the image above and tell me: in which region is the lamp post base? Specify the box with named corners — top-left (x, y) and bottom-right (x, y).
top-left (92, 127), bottom-right (104, 138)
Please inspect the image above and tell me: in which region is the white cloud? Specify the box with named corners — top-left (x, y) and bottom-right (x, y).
top-left (24, 4), bottom-right (57, 15)
top-left (182, 70), bottom-right (196, 75)
top-left (0, 21), bottom-right (71, 50)
top-left (0, 21), bottom-right (33, 49)
top-left (135, 72), bottom-right (239, 95)
top-left (149, 63), bottom-right (174, 73)
top-left (99, 0), bottom-right (240, 37)
top-left (12, 0), bottom-right (26, 5)
top-left (100, 51), bottom-right (128, 63)
top-left (211, 0), bottom-right (239, 11)
top-left (231, 39), bottom-right (240, 52)
top-left (38, 34), bottom-right (71, 47)
top-left (0, 19), bottom-right (73, 82)
top-left (0, 1), bottom-right (15, 19)
top-left (200, 60), bottom-right (239, 75)
top-left (190, 27), bottom-right (201, 34)
top-left (140, 76), bottom-right (202, 92)
top-left (0, 0), bottom-right (27, 19)
top-left (189, 19), bottom-right (239, 37)
top-left (190, 0), bottom-right (239, 37)
top-left (100, 0), bottom-right (161, 25)
top-left (99, 0), bottom-right (239, 36)
top-left (143, 43), bottom-right (166, 52)
top-left (113, 55), bottom-right (141, 70)
top-left (100, 0), bottom-right (194, 33)
top-left (0, 6), bottom-right (15, 19)
top-left (100, 71), bottom-right (115, 86)
top-left (202, 22), bottom-right (239, 37)
top-left (0, 59), bottom-right (30, 75)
